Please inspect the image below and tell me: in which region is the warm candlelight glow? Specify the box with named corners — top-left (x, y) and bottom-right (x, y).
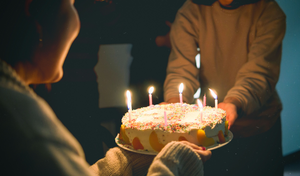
top-left (148, 86), bottom-right (154, 106)
top-left (209, 88), bottom-right (218, 109)
top-left (126, 90), bottom-right (132, 121)
top-left (126, 90), bottom-right (132, 110)
top-left (148, 86), bottom-right (154, 94)
top-left (179, 83), bottom-right (184, 105)
top-left (197, 99), bottom-right (203, 108)
top-left (209, 88), bottom-right (217, 99)
top-left (179, 83), bottom-right (184, 93)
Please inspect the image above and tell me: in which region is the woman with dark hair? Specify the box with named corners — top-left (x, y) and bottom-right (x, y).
top-left (0, 0), bottom-right (211, 175)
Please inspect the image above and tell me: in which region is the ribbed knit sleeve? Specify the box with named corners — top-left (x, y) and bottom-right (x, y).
top-left (90, 142), bottom-right (203, 176)
top-left (90, 147), bottom-right (155, 176)
top-left (147, 141), bottom-right (204, 176)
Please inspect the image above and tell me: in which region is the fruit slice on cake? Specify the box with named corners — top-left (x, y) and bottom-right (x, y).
top-left (119, 125), bottom-right (130, 144)
top-left (132, 137), bottom-right (144, 150)
top-left (218, 130), bottom-right (226, 143)
top-left (225, 120), bottom-right (229, 136)
top-left (149, 131), bottom-right (165, 152)
top-left (197, 129), bottom-right (215, 147)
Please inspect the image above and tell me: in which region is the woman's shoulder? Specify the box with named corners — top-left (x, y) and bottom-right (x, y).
top-left (0, 85), bottom-right (49, 120)
top-left (0, 85), bottom-right (67, 142)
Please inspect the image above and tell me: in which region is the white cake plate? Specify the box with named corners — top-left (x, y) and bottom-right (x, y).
top-left (115, 130), bottom-right (233, 155)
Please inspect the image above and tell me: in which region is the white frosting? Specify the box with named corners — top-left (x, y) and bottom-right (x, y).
top-left (121, 103), bottom-right (227, 152)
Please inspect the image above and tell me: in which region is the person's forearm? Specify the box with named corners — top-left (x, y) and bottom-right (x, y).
top-left (223, 97), bottom-right (242, 112)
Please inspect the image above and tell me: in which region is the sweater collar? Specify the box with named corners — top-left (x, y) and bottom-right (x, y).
top-left (0, 59), bottom-right (35, 96)
top-left (214, 1), bottom-right (244, 13)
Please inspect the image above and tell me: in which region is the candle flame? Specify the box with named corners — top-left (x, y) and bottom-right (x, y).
top-left (179, 83), bottom-right (184, 93)
top-left (197, 99), bottom-right (203, 108)
top-left (126, 90), bottom-right (131, 109)
top-left (148, 86), bottom-right (154, 94)
top-left (126, 90), bottom-right (131, 101)
top-left (209, 88), bottom-right (217, 99)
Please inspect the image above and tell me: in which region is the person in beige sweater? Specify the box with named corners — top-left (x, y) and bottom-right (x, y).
top-left (164, 0), bottom-right (286, 175)
top-left (0, 0), bottom-right (211, 175)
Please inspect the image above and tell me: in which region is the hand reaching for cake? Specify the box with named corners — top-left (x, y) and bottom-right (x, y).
top-left (218, 102), bottom-right (238, 129)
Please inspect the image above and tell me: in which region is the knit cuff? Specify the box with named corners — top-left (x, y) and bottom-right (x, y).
top-left (155, 141), bottom-right (204, 176)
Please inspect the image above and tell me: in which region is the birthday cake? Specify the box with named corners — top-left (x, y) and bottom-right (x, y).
top-left (119, 103), bottom-right (228, 153)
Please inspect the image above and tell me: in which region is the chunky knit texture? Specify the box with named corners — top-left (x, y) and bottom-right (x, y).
top-left (147, 141), bottom-right (204, 176)
top-left (90, 142), bottom-right (204, 176)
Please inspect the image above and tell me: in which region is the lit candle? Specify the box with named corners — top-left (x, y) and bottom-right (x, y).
top-left (148, 86), bottom-right (154, 106)
top-left (197, 99), bottom-right (203, 109)
top-left (197, 99), bottom-right (203, 123)
top-left (203, 93), bottom-right (206, 107)
top-left (179, 83), bottom-right (184, 105)
top-left (209, 88), bottom-right (218, 109)
top-left (126, 90), bottom-right (132, 121)
top-left (164, 111), bottom-right (167, 127)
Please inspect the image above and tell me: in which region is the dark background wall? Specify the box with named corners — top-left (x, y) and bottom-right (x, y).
top-left (276, 0), bottom-right (300, 156)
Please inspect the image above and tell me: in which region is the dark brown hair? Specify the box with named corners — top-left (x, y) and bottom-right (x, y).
top-left (0, 1), bottom-right (40, 66)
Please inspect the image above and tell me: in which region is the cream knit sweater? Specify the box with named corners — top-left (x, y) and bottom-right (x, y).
top-left (0, 59), bottom-right (204, 176)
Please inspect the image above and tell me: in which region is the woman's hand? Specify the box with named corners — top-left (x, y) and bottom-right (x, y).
top-left (179, 141), bottom-right (212, 163)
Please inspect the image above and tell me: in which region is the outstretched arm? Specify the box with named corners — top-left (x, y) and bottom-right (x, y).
top-left (222, 2), bottom-right (286, 127)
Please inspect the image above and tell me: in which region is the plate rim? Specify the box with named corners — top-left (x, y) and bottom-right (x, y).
top-left (115, 130), bottom-right (233, 155)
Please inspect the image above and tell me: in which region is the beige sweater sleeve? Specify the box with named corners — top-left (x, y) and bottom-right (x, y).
top-left (225, 1), bottom-right (286, 115)
top-left (90, 142), bottom-right (203, 176)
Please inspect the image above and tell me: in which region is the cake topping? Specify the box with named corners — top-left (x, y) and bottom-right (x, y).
top-left (122, 103), bottom-right (226, 133)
